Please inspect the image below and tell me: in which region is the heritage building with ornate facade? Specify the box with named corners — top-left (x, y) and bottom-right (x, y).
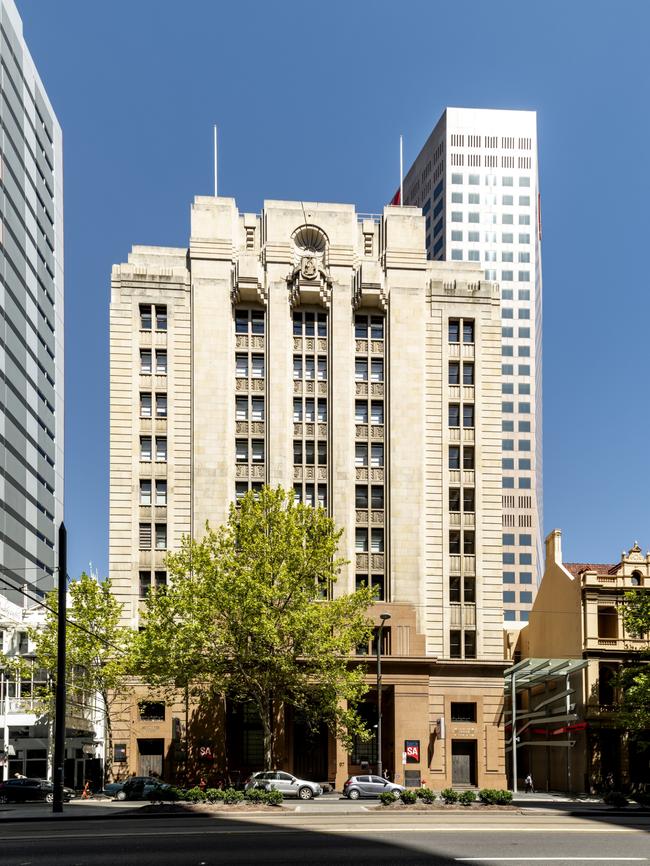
top-left (109, 195), bottom-right (507, 790)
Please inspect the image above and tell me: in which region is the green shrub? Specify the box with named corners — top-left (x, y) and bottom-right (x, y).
top-left (441, 788), bottom-right (459, 804)
top-left (603, 791), bottom-right (628, 808)
top-left (399, 789), bottom-right (418, 805)
top-left (244, 787), bottom-right (266, 803)
top-left (379, 791), bottom-right (398, 806)
top-left (184, 786), bottom-right (207, 803)
top-left (205, 788), bottom-right (226, 803)
top-left (479, 788), bottom-right (513, 805)
top-left (417, 787), bottom-right (437, 804)
top-left (222, 787), bottom-right (244, 805)
top-left (458, 790), bottom-right (476, 806)
top-left (263, 789), bottom-right (283, 806)
top-left (146, 785), bottom-right (179, 803)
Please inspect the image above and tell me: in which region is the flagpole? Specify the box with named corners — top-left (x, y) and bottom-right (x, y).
top-left (399, 135), bottom-right (403, 206)
top-left (213, 125), bottom-right (218, 198)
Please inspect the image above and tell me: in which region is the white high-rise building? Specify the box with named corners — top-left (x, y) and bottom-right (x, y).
top-left (403, 108), bottom-right (542, 624)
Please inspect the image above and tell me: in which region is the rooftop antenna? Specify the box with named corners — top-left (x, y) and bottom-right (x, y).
top-left (400, 134), bottom-right (404, 206)
top-left (213, 124), bottom-right (218, 197)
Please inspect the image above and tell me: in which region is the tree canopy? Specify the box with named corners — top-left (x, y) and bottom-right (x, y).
top-left (31, 572), bottom-right (132, 780)
top-left (616, 589), bottom-right (650, 732)
top-left (135, 485), bottom-right (377, 767)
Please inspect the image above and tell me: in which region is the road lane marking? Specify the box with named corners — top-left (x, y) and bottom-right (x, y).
top-left (0, 827), bottom-right (644, 842)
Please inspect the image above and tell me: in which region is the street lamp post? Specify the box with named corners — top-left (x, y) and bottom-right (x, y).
top-left (376, 612), bottom-right (391, 779)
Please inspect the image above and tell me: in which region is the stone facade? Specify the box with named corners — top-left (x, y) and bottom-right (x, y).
top-left (109, 196), bottom-right (507, 790)
top-left (513, 530), bottom-right (650, 792)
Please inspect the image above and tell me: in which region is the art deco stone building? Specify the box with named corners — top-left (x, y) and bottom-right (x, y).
top-left (109, 196), bottom-right (507, 790)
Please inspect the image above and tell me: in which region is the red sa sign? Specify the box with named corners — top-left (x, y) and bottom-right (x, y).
top-left (404, 740), bottom-right (420, 762)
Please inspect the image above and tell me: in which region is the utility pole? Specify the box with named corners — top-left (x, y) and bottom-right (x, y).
top-left (52, 522), bottom-right (67, 812)
top-left (376, 612), bottom-right (391, 779)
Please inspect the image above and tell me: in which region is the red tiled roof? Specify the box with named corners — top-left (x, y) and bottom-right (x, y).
top-left (564, 562), bottom-right (617, 577)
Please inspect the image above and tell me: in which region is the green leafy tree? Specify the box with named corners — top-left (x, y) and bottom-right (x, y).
top-left (31, 573), bottom-right (133, 781)
top-left (616, 590), bottom-right (650, 731)
top-left (135, 485), bottom-right (376, 768)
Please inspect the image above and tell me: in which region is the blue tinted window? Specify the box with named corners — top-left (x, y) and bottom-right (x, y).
top-left (502, 419), bottom-right (514, 430)
top-left (502, 308), bottom-right (513, 319)
top-left (502, 458), bottom-right (514, 470)
top-left (519, 553), bottom-right (532, 565)
top-left (519, 477), bottom-right (531, 489)
top-left (520, 591), bottom-right (533, 604)
top-left (502, 402), bottom-right (514, 413)
top-left (519, 327), bottom-right (530, 338)
top-left (502, 383), bottom-right (514, 394)
top-left (519, 384), bottom-right (530, 395)
top-left (503, 440), bottom-right (514, 451)
top-left (452, 173), bottom-right (463, 184)
top-left (502, 345), bottom-right (513, 356)
top-left (502, 477), bottom-right (515, 488)
top-left (433, 199), bottom-right (443, 218)
top-left (503, 553), bottom-right (515, 564)
top-left (502, 534), bottom-right (515, 545)
top-left (519, 402), bottom-right (530, 413)
top-left (502, 327), bottom-right (513, 338)
top-left (503, 572), bottom-right (516, 584)
top-left (502, 270), bottom-right (514, 281)
top-left (519, 346), bottom-right (530, 357)
top-left (504, 610), bottom-right (516, 622)
top-left (433, 218), bottom-right (443, 238)
top-left (520, 610), bottom-right (530, 622)
top-left (503, 591), bottom-right (515, 603)
top-left (518, 459), bottom-right (531, 470)
top-left (433, 237), bottom-right (443, 255)
top-left (433, 180), bottom-right (443, 199)
top-left (520, 572), bottom-right (532, 584)
top-left (519, 534), bottom-right (532, 546)
top-left (422, 199), bottom-right (432, 215)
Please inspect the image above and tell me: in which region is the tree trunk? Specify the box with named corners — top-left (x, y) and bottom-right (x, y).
top-left (260, 696), bottom-right (273, 769)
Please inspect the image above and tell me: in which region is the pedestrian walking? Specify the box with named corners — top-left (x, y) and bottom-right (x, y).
top-left (524, 773), bottom-right (534, 793)
top-left (81, 780), bottom-right (92, 799)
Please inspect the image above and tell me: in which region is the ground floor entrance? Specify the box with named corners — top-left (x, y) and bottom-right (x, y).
top-left (451, 740), bottom-right (477, 786)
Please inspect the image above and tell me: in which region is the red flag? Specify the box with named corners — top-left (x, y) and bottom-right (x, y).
top-left (390, 188), bottom-right (401, 206)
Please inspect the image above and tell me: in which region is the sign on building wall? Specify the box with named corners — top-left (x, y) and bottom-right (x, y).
top-left (404, 740), bottom-right (420, 763)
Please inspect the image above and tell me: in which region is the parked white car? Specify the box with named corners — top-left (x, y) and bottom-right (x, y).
top-left (245, 771), bottom-right (323, 800)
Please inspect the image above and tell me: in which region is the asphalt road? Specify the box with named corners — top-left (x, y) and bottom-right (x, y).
top-left (0, 811), bottom-right (648, 866)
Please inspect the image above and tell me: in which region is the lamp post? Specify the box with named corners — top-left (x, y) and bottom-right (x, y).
top-left (376, 612), bottom-right (391, 779)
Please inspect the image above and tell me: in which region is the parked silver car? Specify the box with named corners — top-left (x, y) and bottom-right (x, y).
top-left (343, 774), bottom-right (405, 799)
top-left (245, 771), bottom-right (322, 800)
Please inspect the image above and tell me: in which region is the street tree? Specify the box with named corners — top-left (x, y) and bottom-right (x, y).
top-left (616, 590), bottom-right (650, 731)
top-left (31, 573), bottom-right (133, 781)
top-left (135, 485), bottom-right (377, 769)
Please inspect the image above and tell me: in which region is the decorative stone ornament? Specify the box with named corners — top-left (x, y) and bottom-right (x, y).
top-left (288, 224), bottom-right (332, 308)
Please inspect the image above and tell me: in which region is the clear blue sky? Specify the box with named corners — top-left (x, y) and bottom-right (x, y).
top-left (17, 0), bottom-right (650, 579)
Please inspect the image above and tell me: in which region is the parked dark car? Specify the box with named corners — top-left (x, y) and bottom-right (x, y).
top-left (101, 781), bottom-right (125, 798)
top-left (115, 776), bottom-right (168, 801)
top-left (343, 774), bottom-right (404, 799)
top-left (0, 778), bottom-right (76, 804)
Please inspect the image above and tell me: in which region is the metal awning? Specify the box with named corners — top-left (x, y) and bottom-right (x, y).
top-left (504, 657), bottom-right (588, 690)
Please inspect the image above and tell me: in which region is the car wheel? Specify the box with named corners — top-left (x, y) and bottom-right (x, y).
top-left (347, 788), bottom-right (361, 800)
top-left (45, 793), bottom-right (54, 804)
top-left (298, 786), bottom-right (313, 800)
top-left (0, 794), bottom-right (8, 804)
top-left (116, 790), bottom-right (127, 801)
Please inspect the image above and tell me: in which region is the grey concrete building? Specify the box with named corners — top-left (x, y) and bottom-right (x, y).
top-left (0, 0), bottom-right (64, 607)
top-left (402, 107), bottom-right (542, 625)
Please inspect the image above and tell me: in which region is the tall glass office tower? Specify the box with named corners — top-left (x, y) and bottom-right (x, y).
top-left (0, 0), bottom-right (64, 606)
top-left (403, 108), bottom-right (542, 624)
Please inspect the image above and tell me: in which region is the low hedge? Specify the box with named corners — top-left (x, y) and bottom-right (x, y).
top-left (479, 788), bottom-right (513, 805)
top-left (379, 791), bottom-right (398, 806)
top-left (417, 787), bottom-right (437, 804)
top-left (399, 789), bottom-right (418, 805)
top-left (458, 790), bottom-right (476, 806)
top-left (440, 788), bottom-right (460, 804)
